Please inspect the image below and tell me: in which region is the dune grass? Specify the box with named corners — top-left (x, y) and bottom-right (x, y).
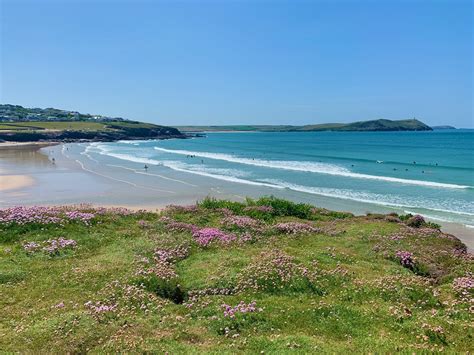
top-left (0, 198), bottom-right (472, 352)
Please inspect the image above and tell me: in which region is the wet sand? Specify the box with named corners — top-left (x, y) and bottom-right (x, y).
top-left (0, 141), bottom-right (58, 150)
top-left (0, 142), bottom-right (473, 250)
top-left (0, 173), bottom-right (34, 191)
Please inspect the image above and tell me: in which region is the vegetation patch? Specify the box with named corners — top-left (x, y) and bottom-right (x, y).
top-left (1, 198), bottom-right (472, 352)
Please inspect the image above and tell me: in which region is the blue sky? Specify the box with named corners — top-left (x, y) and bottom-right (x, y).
top-left (1, 0), bottom-right (472, 127)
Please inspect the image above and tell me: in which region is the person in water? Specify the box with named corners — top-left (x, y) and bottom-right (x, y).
top-left (144, 165), bottom-right (148, 171)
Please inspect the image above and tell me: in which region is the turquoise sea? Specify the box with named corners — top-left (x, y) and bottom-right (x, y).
top-left (85, 130), bottom-right (474, 227)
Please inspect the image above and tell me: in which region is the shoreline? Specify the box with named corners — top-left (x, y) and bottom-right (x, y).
top-left (0, 141), bottom-right (59, 149)
top-left (1, 142), bottom-right (472, 250)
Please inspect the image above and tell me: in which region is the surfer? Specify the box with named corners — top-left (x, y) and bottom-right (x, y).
top-left (144, 165), bottom-right (148, 171)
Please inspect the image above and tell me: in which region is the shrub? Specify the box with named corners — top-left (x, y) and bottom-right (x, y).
top-left (198, 197), bottom-right (244, 214)
top-left (251, 196), bottom-right (313, 219)
top-left (406, 215), bottom-right (426, 228)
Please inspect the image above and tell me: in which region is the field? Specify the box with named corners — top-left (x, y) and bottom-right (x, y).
top-left (0, 197), bottom-right (472, 352)
top-left (0, 121), bottom-right (107, 131)
top-left (0, 121), bottom-right (161, 132)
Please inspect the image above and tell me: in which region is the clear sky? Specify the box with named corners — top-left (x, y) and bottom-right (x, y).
top-left (1, 0), bottom-right (472, 127)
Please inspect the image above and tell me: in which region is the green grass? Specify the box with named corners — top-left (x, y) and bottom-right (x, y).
top-left (1, 198), bottom-right (472, 352)
top-left (0, 121), bottom-right (107, 131)
top-left (0, 120), bottom-right (163, 132)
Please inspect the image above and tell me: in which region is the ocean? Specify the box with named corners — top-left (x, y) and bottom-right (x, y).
top-left (82, 130), bottom-right (474, 228)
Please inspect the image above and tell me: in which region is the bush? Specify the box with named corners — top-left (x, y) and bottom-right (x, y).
top-left (251, 196), bottom-right (313, 219)
top-left (198, 197), bottom-right (244, 214)
top-left (406, 215), bottom-right (426, 228)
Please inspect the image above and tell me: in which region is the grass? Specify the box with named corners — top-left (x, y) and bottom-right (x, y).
top-left (0, 197), bottom-right (472, 352)
top-left (0, 121), bottom-right (107, 131)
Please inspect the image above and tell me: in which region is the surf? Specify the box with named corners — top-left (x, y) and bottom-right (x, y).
top-left (153, 147), bottom-right (471, 189)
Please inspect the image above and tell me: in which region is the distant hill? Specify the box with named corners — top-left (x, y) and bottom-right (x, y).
top-left (0, 104), bottom-right (185, 142)
top-left (178, 119), bottom-right (433, 132)
top-left (432, 125), bottom-right (456, 130)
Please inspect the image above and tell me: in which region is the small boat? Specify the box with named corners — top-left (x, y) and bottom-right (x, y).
top-left (376, 160), bottom-right (383, 164)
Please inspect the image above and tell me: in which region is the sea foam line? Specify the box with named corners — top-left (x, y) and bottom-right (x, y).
top-left (153, 147), bottom-right (470, 189)
top-left (263, 179), bottom-right (474, 216)
top-left (99, 150), bottom-right (283, 189)
top-left (107, 164), bottom-right (197, 187)
top-left (74, 159), bottom-right (175, 194)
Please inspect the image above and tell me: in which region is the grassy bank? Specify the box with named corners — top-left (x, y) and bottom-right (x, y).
top-left (0, 120), bottom-right (183, 142)
top-left (1, 197), bottom-right (472, 352)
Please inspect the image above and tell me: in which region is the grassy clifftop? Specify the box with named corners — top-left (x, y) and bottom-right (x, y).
top-left (1, 197), bottom-right (472, 352)
top-left (0, 104), bottom-right (184, 142)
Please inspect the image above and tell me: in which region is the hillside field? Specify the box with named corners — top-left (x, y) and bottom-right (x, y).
top-left (0, 197), bottom-right (472, 352)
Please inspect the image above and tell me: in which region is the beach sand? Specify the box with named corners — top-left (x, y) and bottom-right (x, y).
top-left (0, 173), bottom-right (34, 191)
top-left (1, 142), bottom-right (473, 250)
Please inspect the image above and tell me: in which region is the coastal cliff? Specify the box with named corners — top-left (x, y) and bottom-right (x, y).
top-left (0, 104), bottom-right (185, 142)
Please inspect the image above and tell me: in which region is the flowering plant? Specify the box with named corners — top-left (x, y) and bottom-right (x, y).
top-left (395, 250), bottom-right (415, 269)
top-left (23, 237), bottom-right (77, 256)
top-left (192, 228), bottom-right (236, 247)
top-left (222, 300), bottom-right (261, 318)
top-left (274, 222), bottom-right (319, 235)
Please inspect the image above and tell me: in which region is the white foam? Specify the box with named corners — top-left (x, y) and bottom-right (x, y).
top-left (154, 147), bottom-right (470, 189)
top-left (74, 159), bottom-right (175, 193)
top-left (160, 161), bottom-right (284, 189)
top-left (92, 144), bottom-right (277, 189)
top-left (262, 179), bottom-right (474, 217)
top-left (106, 164), bottom-right (197, 187)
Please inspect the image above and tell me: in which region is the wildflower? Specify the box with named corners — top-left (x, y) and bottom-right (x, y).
top-left (221, 301), bottom-right (261, 318)
top-left (274, 222), bottom-right (319, 235)
top-left (236, 250), bottom-right (310, 292)
top-left (192, 228), bottom-right (236, 247)
top-left (154, 245), bottom-right (189, 263)
top-left (452, 275), bottom-right (474, 303)
top-left (221, 215), bottom-right (260, 230)
top-left (23, 241), bottom-right (40, 253)
top-left (137, 220), bottom-right (151, 228)
top-left (42, 238), bottom-right (77, 255)
top-left (0, 206), bottom-right (95, 226)
top-left (395, 250), bottom-right (414, 268)
top-left (85, 301), bottom-right (117, 314)
top-left (406, 215), bottom-right (425, 228)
